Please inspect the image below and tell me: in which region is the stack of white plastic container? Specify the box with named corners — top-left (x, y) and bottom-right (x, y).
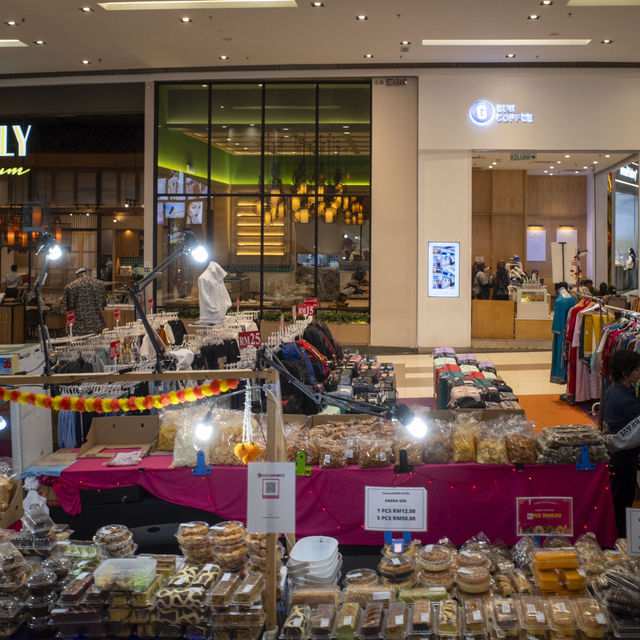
top-left (286, 536), bottom-right (342, 587)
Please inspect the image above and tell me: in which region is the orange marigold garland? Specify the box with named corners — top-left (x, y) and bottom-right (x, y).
top-left (0, 379), bottom-right (239, 414)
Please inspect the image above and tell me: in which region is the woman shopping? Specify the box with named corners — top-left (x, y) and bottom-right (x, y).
top-left (603, 350), bottom-right (640, 537)
top-left (490, 261), bottom-right (510, 301)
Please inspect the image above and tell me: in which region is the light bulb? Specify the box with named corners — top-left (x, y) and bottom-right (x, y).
top-left (194, 422), bottom-right (213, 442)
top-left (406, 416), bottom-right (428, 439)
top-left (191, 245), bottom-right (208, 263)
top-left (47, 244), bottom-right (62, 261)
top-left (0, 416), bottom-right (7, 431)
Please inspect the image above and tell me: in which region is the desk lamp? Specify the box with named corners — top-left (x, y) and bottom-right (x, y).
top-left (127, 231), bottom-right (209, 372)
top-left (34, 233), bottom-right (63, 377)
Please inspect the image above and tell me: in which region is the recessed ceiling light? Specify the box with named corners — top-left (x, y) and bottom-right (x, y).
top-left (284, 135), bottom-right (290, 138)
top-left (201, 84), bottom-right (207, 87)
top-left (343, 125), bottom-right (349, 129)
top-left (565, 154), bottom-right (571, 158)
top-left (506, 53), bottom-right (516, 58)
top-left (311, 1), bottom-right (323, 6)
top-left (549, 166), bottom-right (554, 169)
top-left (601, 39), bottom-right (613, 44)
top-left (527, 14), bottom-right (540, 19)
top-left (180, 16), bottom-right (192, 21)
top-left (243, 147), bottom-right (248, 150)
top-left (556, 160), bottom-right (561, 163)
top-left (33, 40), bottom-right (46, 45)
top-left (344, 131), bottom-right (351, 135)
top-left (593, 160), bottom-right (599, 164)
top-left (219, 54), bottom-right (229, 60)
top-left (400, 40), bottom-right (410, 45)
top-left (99, 0), bottom-right (297, 9)
top-left (5, 21), bottom-right (17, 27)
top-left (364, 53), bottom-right (373, 58)
top-left (113, 218), bottom-right (118, 223)
top-left (80, 6), bottom-right (93, 12)
top-left (544, 170), bottom-right (548, 173)
top-left (282, 127), bottom-right (289, 131)
top-left (575, 171), bottom-right (579, 174)
top-left (605, 154), bottom-right (611, 158)
top-left (249, 123), bottom-right (255, 126)
top-left (422, 38), bottom-right (590, 46)
top-left (356, 15), bottom-right (367, 20)
top-left (235, 142), bottom-right (239, 145)
top-left (221, 125), bottom-right (227, 128)
top-left (583, 166), bottom-right (588, 169)
top-left (492, 161), bottom-right (497, 165)
top-left (86, 212), bottom-right (90, 216)
top-left (226, 137), bottom-right (231, 141)
top-left (488, 166), bottom-right (493, 169)
top-left (81, 59), bottom-right (90, 64)
top-left (540, 0), bottom-right (552, 4)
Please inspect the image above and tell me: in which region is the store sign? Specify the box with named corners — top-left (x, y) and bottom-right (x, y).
top-left (626, 508), bottom-right (640, 555)
top-left (247, 462), bottom-right (296, 534)
top-left (0, 125), bottom-right (31, 157)
top-left (516, 497), bottom-right (573, 536)
top-left (0, 167), bottom-right (30, 175)
top-left (620, 165), bottom-right (638, 181)
top-left (238, 330), bottom-right (262, 349)
top-left (511, 153), bottom-right (537, 161)
top-left (469, 100), bottom-right (534, 128)
top-left (364, 486), bottom-right (427, 532)
top-left (374, 78), bottom-right (409, 87)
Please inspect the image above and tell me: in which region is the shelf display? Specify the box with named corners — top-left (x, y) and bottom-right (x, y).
top-left (511, 284), bottom-right (551, 320)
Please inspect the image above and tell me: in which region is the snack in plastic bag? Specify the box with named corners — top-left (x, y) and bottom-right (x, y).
top-left (476, 432), bottom-right (509, 464)
top-left (357, 437), bottom-right (393, 468)
top-left (422, 419), bottom-right (453, 463)
top-left (393, 425), bottom-right (424, 467)
top-left (171, 401), bottom-right (214, 468)
top-left (452, 426), bottom-right (476, 462)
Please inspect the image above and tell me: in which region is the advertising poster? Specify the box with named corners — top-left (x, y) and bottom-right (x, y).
top-left (428, 241), bottom-right (460, 298)
top-left (186, 200), bottom-right (204, 225)
top-left (165, 201), bottom-right (186, 219)
top-left (516, 497), bottom-right (573, 536)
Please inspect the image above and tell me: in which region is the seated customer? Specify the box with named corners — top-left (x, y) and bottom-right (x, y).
top-left (4, 265), bottom-right (22, 299)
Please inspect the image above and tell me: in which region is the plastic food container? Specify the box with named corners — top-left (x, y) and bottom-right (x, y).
top-left (417, 544), bottom-right (454, 572)
top-left (358, 602), bottom-right (386, 638)
top-left (59, 572), bottom-right (95, 604)
top-left (546, 596), bottom-right (577, 635)
top-left (344, 568), bottom-right (379, 586)
top-left (463, 598), bottom-right (486, 635)
top-left (57, 540), bottom-right (101, 559)
top-left (26, 568), bottom-right (57, 596)
top-left (0, 596), bottom-right (23, 621)
top-left (457, 549), bottom-right (489, 568)
top-left (93, 557), bottom-right (157, 592)
top-left (211, 604), bottom-right (265, 628)
top-left (209, 572), bottom-right (240, 606)
top-left (399, 586), bottom-right (447, 602)
top-left (290, 585), bottom-right (342, 609)
top-left (308, 603), bottom-right (335, 638)
top-left (409, 599), bottom-right (432, 634)
top-left (491, 597), bottom-right (519, 636)
top-left (280, 604), bottom-right (310, 639)
top-left (190, 563), bottom-right (220, 590)
top-left (377, 555), bottom-right (415, 584)
top-left (233, 573), bottom-right (264, 604)
top-left (210, 521), bottom-right (246, 547)
top-left (518, 597), bottom-right (548, 635)
top-left (385, 601), bottom-right (408, 639)
top-left (0, 541), bottom-right (25, 571)
top-left (42, 556), bottom-right (71, 581)
top-left (131, 575), bottom-right (163, 607)
top-left (289, 536), bottom-right (338, 567)
top-left (574, 597), bottom-right (608, 638)
top-left (335, 602), bottom-right (360, 640)
top-left (436, 599), bottom-right (460, 637)
top-left (343, 585), bottom-right (394, 608)
top-left (531, 549), bottom-right (578, 571)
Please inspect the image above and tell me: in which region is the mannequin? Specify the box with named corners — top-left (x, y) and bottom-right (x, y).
top-left (198, 261), bottom-right (231, 325)
top-left (558, 286), bottom-right (572, 299)
top-left (63, 267), bottom-right (107, 335)
top-left (626, 248), bottom-right (636, 271)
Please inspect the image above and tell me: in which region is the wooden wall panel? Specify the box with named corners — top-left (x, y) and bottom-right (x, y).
top-left (472, 214), bottom-right (492, 264)
top-left (472, 170), bottom-right (492, 214)
top-left (527, 175), bottom-right (586, 217)
top-left (491, 170), bottom-right (526, 214)
top-left (492, 214), bottom-right (525, 263)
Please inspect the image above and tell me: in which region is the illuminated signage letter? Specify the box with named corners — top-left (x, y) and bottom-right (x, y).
top-left (13, 125), bottom-right (31, 157)
top-left (0, 127), bottom-right (13, 157)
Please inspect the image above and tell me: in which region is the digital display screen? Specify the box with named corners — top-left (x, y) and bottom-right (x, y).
top-left (428, 241), bottom-right (460, 298)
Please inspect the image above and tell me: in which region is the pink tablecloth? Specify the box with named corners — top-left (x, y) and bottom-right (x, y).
top-left (42, 458), bottom-right (617, 547)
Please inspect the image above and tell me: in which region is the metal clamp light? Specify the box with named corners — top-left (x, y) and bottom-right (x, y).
top-left (127, 231), bottom-right (209, 372)
top-left (34, 233), bottom-right (63, 377)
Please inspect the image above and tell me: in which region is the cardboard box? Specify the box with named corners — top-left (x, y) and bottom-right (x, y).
top-left (78, 416), bottom-right (159, 459)
top-left (0, 481), bottom-right (23, 529)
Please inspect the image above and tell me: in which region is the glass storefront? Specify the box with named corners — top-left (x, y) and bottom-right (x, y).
top-left (155, 81), bottom-right (371, 315)
top-left (612, 160), bottom-right (639, 292)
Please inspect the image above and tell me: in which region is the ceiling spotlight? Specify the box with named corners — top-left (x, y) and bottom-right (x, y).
top-left (81, 59), bottom-right (90, 64)
top-left (5, 20), bottom-right (17, 26)
top-left (249, 123), bottom-right (255, 127)
top-left (583, 166), bottom-right (588, 169)
top-left (219, 54), bottom-right (229, 60)
top-left (575, 171), bottom-right (579, 174)
top-left (180, 16), bottom-right (192, 22)
top-left (113, 218), bottom-right (118, 223)
top-left (544, 170), bottom-right (548, 174)
top-left (344, 131), bottom-right (351, 135)
top-left (243, 147), bottom-right (248, 150)
top-left (33, 40), bottom-right (45, 45)
top-left (556, 160), bottom-right (561, 163)
top-left (226, 137), bottom-right (231, 141)
top-left (540, 0), bottom-right (552, 4)
top-left (593, 160), bottom-right (599, 164)
top-left (492, 161), bottom-right (497, 165)
top-left (527, 14), bottom-right (540, 20)
top-left (364, 53), bottom-right (373, 58)
top-left (506, 53), bottom-right (516, 58)
top-left (401, 40), bottom-right (411, 46)
top-left (601, 39), bottom-right (613, 44)
top-left (311, 1), bottom-right (323, 6)
top-left (86, 212), bottom-right (90, 216)
top-left (549, 166), bottom-right (554, 169)
top-left (356, 15), bottom-right (367, 20)
top-left (488, 166), bottom-right (493, 169)
top-left (80, 6), bottom-right (93, 12)
top-left (564, 154), bottom-right (570, 158)
top-left (605, 154), bottom-right (611, 158)
top-left (343, 125), bottom-right (350, 129)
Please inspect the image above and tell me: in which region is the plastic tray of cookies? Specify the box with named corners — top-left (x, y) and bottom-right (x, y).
top-left (93, 557), bottom-right (157, 592)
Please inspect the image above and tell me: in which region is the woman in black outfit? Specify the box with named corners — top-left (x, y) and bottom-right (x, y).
top-left (490, 261), bottom-right (510, 301)
top-left (603, 350), bottom-right (640, 537)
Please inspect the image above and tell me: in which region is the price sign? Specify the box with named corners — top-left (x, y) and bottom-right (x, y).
top-left (113, 308), bottom-right (121, 323)
top-left (303, 297), bottom-right (319, 309)
top-left (238, 330), bottom-right (262, 349)
top-left (364, 486), bottom-right (427, 532)
top-left (66, 311), bottom-right (75, 326)
top-left (148, 298), bottom-right (154, 311)
top-left (297, 303), bottom-right (315, 317)
top-left (109, 340), bottom-right (121, 361)
top-left (516, 497), bottom-right (573, 536)
top-left (626, 508), bottom-right (640, 556)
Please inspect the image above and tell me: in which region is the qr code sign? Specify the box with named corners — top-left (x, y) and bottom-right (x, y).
top-left (262, 478), bottom-right (280, 499)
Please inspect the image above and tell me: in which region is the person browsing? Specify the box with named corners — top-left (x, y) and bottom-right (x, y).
top-left (4, 265), bottom-right (22, 299)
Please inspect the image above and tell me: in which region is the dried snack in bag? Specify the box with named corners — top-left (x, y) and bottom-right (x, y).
top-left (452, 426), bottom-right (476, 462)
top-left (393, 424), bottom-right (424, 467)
top-left (476, 432), bottom-right (509, 464)
top-left (422, 418), bottom-right (453, 463)
top-left (357, 437), bottom-right (393, 468)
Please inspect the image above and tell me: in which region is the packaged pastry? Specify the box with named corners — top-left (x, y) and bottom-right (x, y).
top-left (393, 426), bottom-right (424, 467)
top-left (398, 586), bottom-right (447, 602)
top-left (410, 599), bottom-right (432, 632)
top-left (309, 603), bottom-right (335, 638)
top-left (214, 542), bottom-right (247, 570)
top-left (385, 601), bottom-right (407, 638)
top-left (494, 572), bottom-right (516, 596)
top-left (336, 602), bottom-right (360, 640)
top-left (506, 433), bottom-right (537, 464)
top-left (281, 604), bottom-right (310, 638)
top-left (234, 573), bottom-right (264, 604)
top-left (22, 502), bottom-right (55, 538)
top-left (42, 556), bottom-right (71, 581)
top-left (59, 571), bottom-right (94, 604)
top-left (534, 568), bottom-right (561, 592)
top-left (518, 596), bottom-right (548, 634)
top-left (458, 549), bottom-right (489, 568)
top-left (573, 597), bottom-right (608, 638)
top-left (129, 605), bottom-right (154, 624)
top-left (109, 591), bottom-right (130, 607)
top-left (344, 568), bottom-right (379, 586)
top-left (209, 572), bottom-right (240, 606)
top-left (511, 568), bottom-right (534, 594)
top-left (131, 575), bottom-right (163, 607)
top-left (168, 566), bottom-right (198, 587)
top-left (290, 586), bottom-right (341, 608)
top-left (94, 524), bottom-right (133, 548)
top-left (155, 586), bottom-right (206, 611)
top-left (0, 541), bottom-right (25, 571)
top-left (190, 563), bottom-right (220, 590)
top-left (93, 557), bottom-right (157, 592)
top-left (26, 567), bottom-right (57, 596)
top-left (210, 521), bottom-right (246, 546)
top-left (418, 566), bottom-right (455, 589)
top-left (436, 598), bottom-right (459, 636)
top-left (464, 598), bottom-right (486, 634)
top-left (381, 539), bottom-right (421, 559)
top-left (176, 521), bottom-right (210, 545)
top-left (317, 441), bottom-right (349, 469)
top-left (456, 566), bottom-right (491, 594)
top-left (531, 549), bottom-right (578, 570)
top-left (491, 597), bottom-right (519, 636)
top-left (343, 584), bottom-right (394, 607)
top-left (546, 596), bottom-right (577, 635)
top-left (556, 568), bottom-right (586, 591)
top-left (359, 602), bottom-right (385, 638)
top-left (377, 555), bottom-right (415, 584)
top-left (418, 544), bottom-right (454, 571)
top-left (0, 596), bottom-right (23, 621)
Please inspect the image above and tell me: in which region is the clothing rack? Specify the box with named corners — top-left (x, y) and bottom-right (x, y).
top-left (263, 317), bottom-right (313, 356)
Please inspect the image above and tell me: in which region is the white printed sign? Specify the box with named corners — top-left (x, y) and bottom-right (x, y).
top-left (364, 486), bottom-right (427, 532)
top-left (626, 508), bottom-right (640, 556)
top-left (247, 462), bottom-right (296, 534)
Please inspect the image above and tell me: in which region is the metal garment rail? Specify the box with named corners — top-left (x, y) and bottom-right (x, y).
top-left (1, 367), bottom-right (286, 633)
top-left (577, 293), bottom-right (640, 319)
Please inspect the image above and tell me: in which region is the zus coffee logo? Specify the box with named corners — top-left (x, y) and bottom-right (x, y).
top-left (0, 125), bottom-right (31, 157)
top-left (469, 100), bottom-right (534, 128)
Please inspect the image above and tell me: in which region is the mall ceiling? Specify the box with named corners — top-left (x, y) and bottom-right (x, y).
top-left (1, 0), bottom-right (640, 77)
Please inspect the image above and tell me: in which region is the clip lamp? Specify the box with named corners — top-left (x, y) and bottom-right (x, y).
top-left (183, 231), bottom-right (209, 263)
top-left (390, 403), bottom-right (428, 439)
top-left (194, 421), bottom-right (214, 442)
top-left (0, 416), bottom-right (6, 432)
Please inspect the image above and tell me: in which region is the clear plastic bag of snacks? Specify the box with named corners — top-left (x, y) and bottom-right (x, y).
top-left (422, 418), bottom-right (453, 464)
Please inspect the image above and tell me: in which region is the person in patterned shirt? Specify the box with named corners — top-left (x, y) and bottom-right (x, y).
top-left (63, 268), bottom-right (107, 335)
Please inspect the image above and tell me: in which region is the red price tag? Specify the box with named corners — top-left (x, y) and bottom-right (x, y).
top-left (297, 303), bottom-right (315, 317)
top-left (148, 298), bottom-right (154, 311)
top-left (238, 330), bottom-right (262, 349)
top-left (113, 308), bottom-right (121, 322)
top-left (66, 311), bottom-right (75, 326)
top-left (303, 297), bottom-right (319, 309)
top-left (109, 340), bottom-right (121, 361)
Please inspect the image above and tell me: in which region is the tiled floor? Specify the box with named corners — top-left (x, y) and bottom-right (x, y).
top-left (377, 350), bottom-right (563, 399)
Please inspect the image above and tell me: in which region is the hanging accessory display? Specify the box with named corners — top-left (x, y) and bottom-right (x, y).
top-left (0, 378), bottom-right (239, 413)
top-left (233, 386), bottom-right (261, 465)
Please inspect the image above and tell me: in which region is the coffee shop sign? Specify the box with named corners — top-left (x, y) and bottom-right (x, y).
top-left (469, 100), bottom-right (534, 128)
